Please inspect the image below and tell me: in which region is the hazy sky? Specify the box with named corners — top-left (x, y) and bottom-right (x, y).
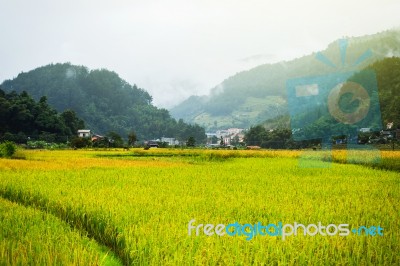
top-left (1, 0), bottom-right (399, 108)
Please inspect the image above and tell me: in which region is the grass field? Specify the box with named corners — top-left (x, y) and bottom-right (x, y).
top-left (0, 149), bottom-right (399, 265)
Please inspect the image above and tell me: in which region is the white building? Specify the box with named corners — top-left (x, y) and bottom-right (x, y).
top-left (223, 137), bottom-right (231, 145)
top-left (77, 129), bottom-right (91, 138)
top-left (227, 128), bottom-right (244, 135)
top-left (216, 130), bottom-right (230, 138)
top-left (161, 137), bottom-right (179, 146)
top-left (206, 133), bottom-right (217, 138)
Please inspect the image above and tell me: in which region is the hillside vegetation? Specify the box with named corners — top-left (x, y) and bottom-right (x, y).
top-left (1, 63), bottom-right (205, 142)
top-left (0, 89), bottom-right (84, 143)
top-left (261, 57), bottom-right (400, 131)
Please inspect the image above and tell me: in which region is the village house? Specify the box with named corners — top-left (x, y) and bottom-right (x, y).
top-left (91, 134), bottom-right (104, 142)
top-left (161, 137), bottom-right (179, 146)
top-left (207, 128), bottom-right (245, 145)
top-left (77, 129), bottom-right (91, 138)
top-left (145, 140), bottom-right (159, 148)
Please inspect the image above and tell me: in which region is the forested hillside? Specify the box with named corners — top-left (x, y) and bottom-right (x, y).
top-left (1, 63), bottom-right (205, 142)
top-left (363, 57), bottom-right (400, 127)
top-left (0, 90), bottom-right (84, 143)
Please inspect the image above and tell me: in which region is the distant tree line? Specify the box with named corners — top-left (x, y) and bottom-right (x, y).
top-left (245, 126), bottom-right (299, 149)
top-left (244, 125), bottom-right (333, 149)
top-left (0, 87), bottom-right (207, 147)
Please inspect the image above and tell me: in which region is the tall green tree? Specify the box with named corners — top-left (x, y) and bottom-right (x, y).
top-left (128, 131), bottom-right (137, 146)
top-left (61, 110), bottom-right (85, 136)
top-left (186, 136), bottom-right (195, 147)
top-left (107, 131), bottom-right (124, 148)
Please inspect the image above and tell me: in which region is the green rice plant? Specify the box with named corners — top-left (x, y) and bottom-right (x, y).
top-left (0, 198), bottom-right (121, 265)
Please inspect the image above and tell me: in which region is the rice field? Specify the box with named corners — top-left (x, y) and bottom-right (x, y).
top-left (0, 149), bottom-right (399, 265)
top-left (0, 198), bottom-right (121, 265)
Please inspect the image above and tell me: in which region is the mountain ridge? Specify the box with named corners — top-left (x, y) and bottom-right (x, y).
top-left (170, 29), bottom-right (400, 131)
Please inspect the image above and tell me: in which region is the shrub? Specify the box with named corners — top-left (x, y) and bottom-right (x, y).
top-left (26, 141), bottom-right (69, 150)
top-left (0, 141), bottom-right (17, 158)
top-left (71, 137), bottom-right (92, 149)
top-left (27, 141), bottom-right (47, 149)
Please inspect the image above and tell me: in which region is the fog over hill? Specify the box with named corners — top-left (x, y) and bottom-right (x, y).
top-left (170, 29), bottom-right (400, 131)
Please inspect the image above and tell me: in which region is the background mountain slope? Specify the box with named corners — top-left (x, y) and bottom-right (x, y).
top-left (170, 29), bottom-right (400, 131)
top-left (261, 57), bottom-right (400, 131)
top-left (1, 63), bottom-right (205, 142)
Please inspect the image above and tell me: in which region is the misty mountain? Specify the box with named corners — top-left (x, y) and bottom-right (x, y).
top-left (0, 63), bottom-right (206, 142)
top-left (170, 29), bottom-right (400, 131)
top-left (262, 57), bottom-right (400, 131)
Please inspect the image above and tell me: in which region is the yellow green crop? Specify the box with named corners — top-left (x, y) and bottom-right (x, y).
top-left (0, 149), bottom-right (399, 265)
